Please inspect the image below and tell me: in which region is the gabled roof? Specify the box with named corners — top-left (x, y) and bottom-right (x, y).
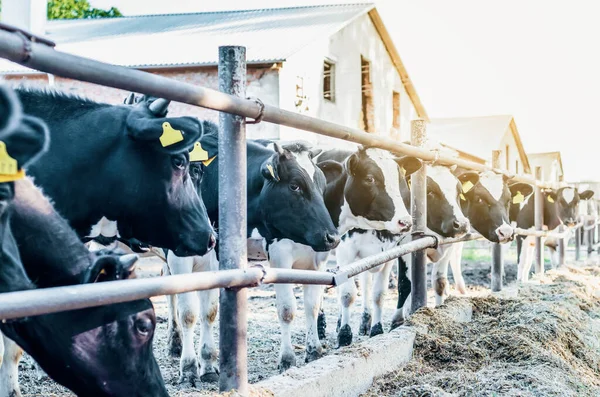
top-left (427, 115), bottom-right (531, 173)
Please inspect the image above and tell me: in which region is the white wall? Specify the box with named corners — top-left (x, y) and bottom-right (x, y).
top-left (277, 13), bottom-right (418, 146)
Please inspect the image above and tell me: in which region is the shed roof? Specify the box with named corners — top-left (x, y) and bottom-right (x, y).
top-left (427, 115), bottom-right (531, 173)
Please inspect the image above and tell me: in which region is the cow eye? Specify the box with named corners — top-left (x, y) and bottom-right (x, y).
top-left (365, 175), bottom-right (375, 184)
top-left (134, 318), bottom-right (153, 337)
top-left (477, 197), bottom-right (484, 204)
top-left (172, 155), bottom-right (187, 170)
top-left (289, 183), bottom-right (300, 192)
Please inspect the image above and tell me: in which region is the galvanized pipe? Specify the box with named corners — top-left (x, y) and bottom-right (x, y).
top-left (410, 119), bottom-right (428, 314)
top-left (0, 29), bottom-right (550, 187)
top-left (437, 233), bottom-right (484, 245)
top-left (534, 167), bottom-right (544, 275)
top-left (491, 150), bottom-right (503, 291)
top-left (513, 225), bottom-right (580, 239)
top-left (576, 226), bottom-right (582, 261)
top-left (262, 268), bottom-right (335, 286)
top-left (587, 228), bottom-right (594, 258)
top-left (557, 225), bottom-right (566, 266)
top-left (218, 46), bottom-right (248, 394)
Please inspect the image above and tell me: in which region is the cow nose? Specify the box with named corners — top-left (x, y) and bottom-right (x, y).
top-left (452, 219), bottom-right (469, 234)
top-left (398, 219), bottom-right (412, 233)
top-left (325, 233), bottom-right (340, 249)
top-left (495, 224), bottom-right (514, 242)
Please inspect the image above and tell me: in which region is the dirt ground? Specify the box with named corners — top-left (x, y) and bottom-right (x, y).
top-left (15, 243), bottom-right (600, 396)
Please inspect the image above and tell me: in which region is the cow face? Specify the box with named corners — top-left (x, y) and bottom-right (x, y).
top-left (320, 147), bottom-right (421, 235)
top-left (462, 171), bottom-right (532, 243)
top-left (120, 98), bottom-right (215, 256)
top-left (259, 143), bottom-right (339, 252)
top-left (426, 166), bottom-right (478, 237)
top-left (546, 187), bottom-right (595, 227)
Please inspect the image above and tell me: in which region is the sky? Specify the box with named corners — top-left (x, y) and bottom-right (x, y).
top-left (89, 0), bottom-right (600, 182)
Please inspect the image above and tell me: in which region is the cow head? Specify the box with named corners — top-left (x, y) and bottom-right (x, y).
top-left (545, 187), bottom-right (594, 227)
top-left (318, 147), bottom-right (421, 235)
top-left (257, 142), bottom-right (339, 251)
top-left (426, 165), bottom-right (478, 237)
top-left (1, 255), bottom-right (168, 397)
top-left (461, 171), bottom-right (532, 243)
top-left (120, 96), bottom-right (215, 256)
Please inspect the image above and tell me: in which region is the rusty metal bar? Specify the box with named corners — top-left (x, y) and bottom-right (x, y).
top-left (0, 28), bottom-right (551, 187)
top-left (218, 45), bottom-right (248, 394)
top-left (491, 150), bottom-right (503, 291)
top-left (534, 167), bottom-right (544, 275)
top-left (410, 119), bottom-right (428, 314)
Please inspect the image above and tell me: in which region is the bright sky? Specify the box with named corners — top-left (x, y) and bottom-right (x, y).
top-left (90, 0), bottom-right (600, 182)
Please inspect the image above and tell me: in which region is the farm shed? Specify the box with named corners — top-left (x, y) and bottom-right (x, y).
top-left (528, 151), bottom-right (564, 183)
top-left (0, 2), bottom-right (427, 144)
top-left (427, 115), bottom-right (531, 175)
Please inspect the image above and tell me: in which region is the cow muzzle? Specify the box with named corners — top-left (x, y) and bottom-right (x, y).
top-left (495, 223), bottom-right (514, 243)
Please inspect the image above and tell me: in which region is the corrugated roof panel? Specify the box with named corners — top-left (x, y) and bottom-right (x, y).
top-left (0, 3), bottom-right (374, 73)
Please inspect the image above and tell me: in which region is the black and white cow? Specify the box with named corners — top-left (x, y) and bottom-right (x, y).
top-left (312, 147), bottom-right (421, 348)
top-left (0, 86), bottom-right (169, 397)
top-left (514, 186), bottom-right (593, 282)
top-left (166, 127), bottom-right (340, 385)
top-left (14, 88), bottom-right (214, 257)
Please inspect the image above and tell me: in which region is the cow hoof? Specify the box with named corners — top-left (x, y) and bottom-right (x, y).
top-left (317, 311), bottom-right (327, 340)
top-left (305, 345), bottom-right (324, 363)
top-left (456, 279), bottom-right (467, 294)
top-left (359, 312), bottom-right (372, 336)
top-left (200, 371), bottom-right (219, 383)
top-left (179, 359), bottom-right (200, 387)
top-left (336, 316), bottom-right (341, 333)
top-left (278, 352), bottom-right (297, 373)
top-left (390, 317), bottom-right (404, 331)
top-left (337, 324), bottom-right (353, 347)
top-left (370, 322), bottom-right (384, 337)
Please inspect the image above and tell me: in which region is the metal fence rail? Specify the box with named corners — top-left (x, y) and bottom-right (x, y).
top-left (0, 26), bottom-right (594, 395)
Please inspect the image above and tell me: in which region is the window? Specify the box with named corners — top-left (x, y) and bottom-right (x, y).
top-left (360, 56), bottom-right (375, 133)
top-left (505, 145), bottom-right (510, 170)
top-left (323, 60), bottom-right (335, 102)
top-left (515, 160), bottom-right (520, 174)
top-left (392, 91), bottom-right (401, 130)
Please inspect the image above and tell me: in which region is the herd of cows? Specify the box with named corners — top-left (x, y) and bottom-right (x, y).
top-left (0, 83), bottom-right (594, 396)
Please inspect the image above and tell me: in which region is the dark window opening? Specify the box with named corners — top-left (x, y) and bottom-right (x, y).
top-left (360, 56), bottom-right (374, 133)
top-left (392, 91), bottom-right (400, 130)
top-left (323, 60), bottom-right (335, 102)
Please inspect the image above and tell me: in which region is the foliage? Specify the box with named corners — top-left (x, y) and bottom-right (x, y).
top-left (47, 0), bottom-right (122, 20)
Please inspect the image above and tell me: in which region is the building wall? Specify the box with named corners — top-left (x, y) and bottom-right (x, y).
top-left (497, 129), bottom-right (522, 175)
top-left (278, 13), bottom-right (417, 147)
top-left (2, 66), bottom-right (280, 139)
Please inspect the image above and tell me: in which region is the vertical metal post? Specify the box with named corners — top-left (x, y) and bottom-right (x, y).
top-left (218, 46), bottom-right (248, 395)
top-left (410, 119), bottom-right (427, 314)
top-left (575, 226), bottom-right (581, 261)
top-left (534, 167), bottom-right (544, 275)
top-left (557, 225), bottom-right (566, 266)
top-left (491, 150), bottom-right (503, 291)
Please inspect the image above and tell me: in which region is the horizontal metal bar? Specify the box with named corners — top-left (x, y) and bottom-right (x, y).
top-left (262, 268), bottom-right (335, 285)
top-left (0, 268), bottom-right (264, 321)
top-left (513, 225), bottom-right (579, 239)
top-left (0, 29), bottom-right (550, 186)
top-left (438, 233), bottom-right (484, 245)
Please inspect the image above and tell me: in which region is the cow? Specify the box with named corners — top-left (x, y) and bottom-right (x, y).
top-left (305, 146), bottom-right (422, 349)
top-left (14, 88), bottom-right (214, 257)
top-left (0, 86), bottom-right (168, 397)
top-left (166, 126), bottom-right (340, 385)
top-left (514, 186), bottom-right (593, 282)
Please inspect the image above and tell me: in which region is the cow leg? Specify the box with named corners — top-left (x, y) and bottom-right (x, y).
top-left (431, 246), bottom-right (453, 306)
top-left (370, 261), bottom-right (393, 337)
top-left (358, 270), bottom-right (373, 336)
top-left (163, 262), bottom-right (182, 358)
top-left (317, 290), bottom-right (327, 341)
top-left (197, 251), bottom-right (220, 382)
top-left (449, 241), bottom-right (466, 294)
top-left (518, 236), bottom-right (536, 282)
top-left (167, 251), bottom-right (201, 386)
top-left (337, 277), bottom-right (357, 347)
top-left (549, 247), bottom-right (559, 268)
top-left (275, 282), bottom-right (297, 372)
top-left (304, 284), bottom-right (325, 363)
top-left (390, 255), bottom-right (411, 330)
top-left (0, 335), bottom-right (23, 397)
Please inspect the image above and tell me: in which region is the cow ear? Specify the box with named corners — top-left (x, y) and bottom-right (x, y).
top-left (0, 85), bottom-right (22, 136)
top-left (309, 148), bottom-right (323, 159)
top-left (457, 171), bottom-right (479, 193)
top-left (126, 111), bottom-right (203, 154)
top-left (395, 156), bottom-right (422, 178)
top-left (508, 183), bottom-right (533, 204)
top-left (86, 253), bottom-right (139, 283)
top-left (1, 115), bottom-right (49, 172)
top-left (579, 190), bottom-right (595, 200)
top-left (261, 152), bottom-right (281, 182)
top-left (343, 152), bottom-right (360, 176)
top-left (317, 160), bottom-right (344, 182)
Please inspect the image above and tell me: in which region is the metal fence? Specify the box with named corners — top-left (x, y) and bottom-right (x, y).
top-left (0, 26), bottom-right (598, 394)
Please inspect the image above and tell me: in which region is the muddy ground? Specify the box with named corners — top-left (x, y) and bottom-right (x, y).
top-left (15, 243), bottom-right (599, 396)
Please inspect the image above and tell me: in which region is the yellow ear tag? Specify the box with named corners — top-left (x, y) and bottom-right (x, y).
top-left (0, 141), bottom-right (24, 182)
top-left (400, 167), bottom-right (406, 177)
top-left (159, 122), bottom-right (184, 147)
top-left (460, 193), bottom-right (466, 201)
top-left (548, 196), bottom-right (555, 203)
top-left (462, 180), bottom-right (474, 193)
top-left (266, 163), bottom-right (277, 180)
top-left (202, 156), bottom-right (216, 167)
top-left (189, 142), bottom-right (209, 162)
top-left (512, 191), bottom-right (525, 204)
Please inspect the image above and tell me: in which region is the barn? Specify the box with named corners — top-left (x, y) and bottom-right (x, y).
top-left (0, 2), bottom-right (427, 145)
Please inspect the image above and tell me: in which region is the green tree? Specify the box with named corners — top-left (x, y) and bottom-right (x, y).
top-left (47, 0), bottom-right (122, 19)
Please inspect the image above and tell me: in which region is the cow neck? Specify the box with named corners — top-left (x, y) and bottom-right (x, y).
top-left (10, 178), bottom-right (94, 288)
top-left (544, 200), bottom-right (562, 230)
top-left (323, 171), bottom-right (347, 230)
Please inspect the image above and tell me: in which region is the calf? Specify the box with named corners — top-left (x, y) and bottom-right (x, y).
top-left (0, 86), bottom-right (168, 397)
top-left (514, 187), bottom-right (593, 282)
top-left (166, 127), bottom-right (340, 385)
top-left (314, 147), bottom-right (421, 348)
top-left (15, 88), bottom-right (214, 257)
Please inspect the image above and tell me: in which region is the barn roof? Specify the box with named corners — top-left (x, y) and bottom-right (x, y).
top-left (427, 115), bottom-right (531, 173)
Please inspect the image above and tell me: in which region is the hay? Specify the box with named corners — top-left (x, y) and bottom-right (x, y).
top-left (364, 267), bottom-right (600, 397)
